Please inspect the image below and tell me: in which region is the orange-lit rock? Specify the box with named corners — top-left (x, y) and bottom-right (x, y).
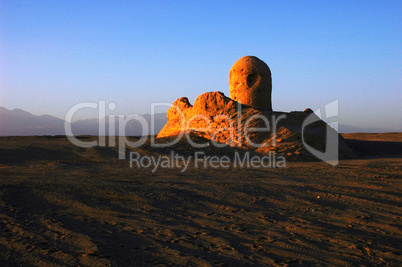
top-left (229, 56), bottom-right (272, 111)
top-left (157, 91), bottom-right (355, 160)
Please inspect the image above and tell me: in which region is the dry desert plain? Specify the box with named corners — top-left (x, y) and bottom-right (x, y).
top-left (0, 133), bottom-right (401, 266)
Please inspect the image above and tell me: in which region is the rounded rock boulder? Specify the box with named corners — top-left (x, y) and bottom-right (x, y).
top-left (229, 56), bottom-right (272, 111)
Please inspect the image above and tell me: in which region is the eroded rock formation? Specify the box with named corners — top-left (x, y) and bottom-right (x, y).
top-left (157, 56), bottom-right (355, 162)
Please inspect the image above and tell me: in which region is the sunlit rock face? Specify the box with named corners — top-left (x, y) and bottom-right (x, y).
top-left (229, 56), bottom-right (272, 111)
top-left (157, 91), bottom-right (258, 144)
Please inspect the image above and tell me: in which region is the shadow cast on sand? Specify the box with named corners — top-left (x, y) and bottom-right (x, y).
top-left (345, 139), bottom-right (402, 159)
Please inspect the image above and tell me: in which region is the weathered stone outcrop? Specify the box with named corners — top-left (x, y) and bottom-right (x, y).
top-left (157, 91), bottom-right (260, 145)
top-left (157, 91), bottom-right (355, 161)
top-left (157, 56), bottom-right (356, 162)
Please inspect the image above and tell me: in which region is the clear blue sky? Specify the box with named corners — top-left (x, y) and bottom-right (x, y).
top-left (1, 0), bottom-right (401, 130)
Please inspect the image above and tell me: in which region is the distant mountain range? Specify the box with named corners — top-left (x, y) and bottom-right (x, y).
top-left (0, 106), bottom-right (395, 136)
top-left (337, 124), bottom-right (394, 134)
top-left (0, 107), bottom-right (167, 136)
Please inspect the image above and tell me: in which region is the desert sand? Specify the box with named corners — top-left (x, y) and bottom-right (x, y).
top-left (0, 133), bottom-right (401, 266)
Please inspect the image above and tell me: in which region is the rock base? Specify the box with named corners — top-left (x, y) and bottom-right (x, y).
top-left (157, 91), bottom-right (356, 162)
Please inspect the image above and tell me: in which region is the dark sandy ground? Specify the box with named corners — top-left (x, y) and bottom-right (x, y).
top-left (0, 134), bottom-right (401, 266)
